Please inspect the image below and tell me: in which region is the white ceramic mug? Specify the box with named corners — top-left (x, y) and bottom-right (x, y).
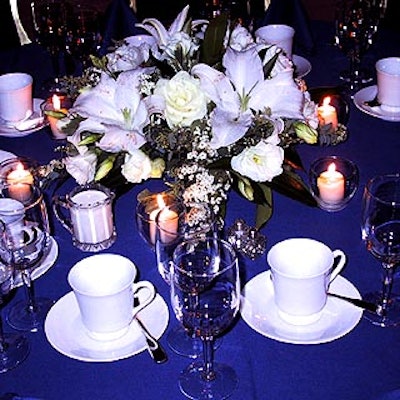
top-left (53, 183), bottom-right (116, 252)
top-left (267, 238), bottom-right (346, 325)
top-left (0, 72), bottom-right (33, 123)
top-left (376, 57), bottom-right (400, 112)
top-left (68, 253), bottom-right (156, 341)
top-left (255, 24), bottom-right (295, 58)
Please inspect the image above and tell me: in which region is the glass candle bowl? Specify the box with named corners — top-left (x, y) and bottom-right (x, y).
top-left (135, 192), bottom-right (185, 248)
top-left (309, 156), bottom-right (359, 212)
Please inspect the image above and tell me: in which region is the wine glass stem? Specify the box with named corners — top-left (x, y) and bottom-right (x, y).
top-left (202, 338), bottom-right (216, 381)
top-left (380, 263), bottom-right (395, 313)
top-left (22, 271), bottom-right (37, 313)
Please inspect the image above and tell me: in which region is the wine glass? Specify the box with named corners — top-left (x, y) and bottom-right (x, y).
top-left (155, 203), bottom-right (222, 358)
top-left (170, 238), bottom-right (240, 399)
top-left (0, 221), bottom-right (30, 373)
top-left (334, 0), bottom-right (386, 92)
top-left (0, 183), bottom-right (53, 332)
top-left (361, 174), bottom-right (400, 327)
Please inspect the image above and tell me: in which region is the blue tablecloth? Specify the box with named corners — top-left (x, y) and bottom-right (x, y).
top-left (1, 20), bottom-right (400, 400)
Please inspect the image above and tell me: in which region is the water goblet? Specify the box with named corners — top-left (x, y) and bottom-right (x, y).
top-left (0, 221), bottom-right (30, 373)
top-left (155, 203), bottom-right (222, 358)
top-left (0, 183), bottom-right (53, 332)
top-left (361, 173), bottom-right (400, 327)
top-left (171, 238), bottom-right (240, 400)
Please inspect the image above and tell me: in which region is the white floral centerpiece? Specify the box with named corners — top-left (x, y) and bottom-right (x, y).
top-left (52, 5), bottom-right (344, 229)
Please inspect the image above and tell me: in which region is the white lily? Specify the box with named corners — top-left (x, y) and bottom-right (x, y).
top-left (70, 69), bottom-right (150, 152)
top-left (136, 5), bottom-right (208, 48)
top-left (192, 44), bottom-right (305, 149)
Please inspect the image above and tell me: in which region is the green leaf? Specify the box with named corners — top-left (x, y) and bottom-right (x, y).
top-left (262, 50), bottom-right (280, 77)
top-left (200, 13), bottom-right (229, 66)
top-left (270, 168), bottom-right (317, 207)
top-left (255, 183), bottom-right (273, 229)
top-left (44, 110), bottom-right (67, 119)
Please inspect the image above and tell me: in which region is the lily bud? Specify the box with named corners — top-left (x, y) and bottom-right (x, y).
top-left (150, 158), bottom-right (165, 178)
top-left (293, 121), bottom-right (318, 144)
top-left (237, 177), bottom-right (254, 201)
top-left (95, 156), bottom-right (115, 181)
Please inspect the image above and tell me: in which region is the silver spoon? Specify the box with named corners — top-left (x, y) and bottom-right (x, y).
top-left (327, 292), bottom-right (384, 316)
top-left (135, 316), bottom-right (168, 364)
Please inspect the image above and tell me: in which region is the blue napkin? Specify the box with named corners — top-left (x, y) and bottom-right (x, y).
top-left (256, 0), bottom-right (315, 55)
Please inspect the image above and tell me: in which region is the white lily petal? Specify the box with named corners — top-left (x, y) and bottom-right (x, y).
top-left (209, 108), bottom-right (252, 149)
top-left (98, 125), bottom-right (146, 153)
top-left (168, 5), bottom-right (190, 34)
top-left (223, 46), bottom-right (263, 96)
top-left (136, 18), bottom-right (169, 45)
top-left (191, 63), bottom-right (238, 109)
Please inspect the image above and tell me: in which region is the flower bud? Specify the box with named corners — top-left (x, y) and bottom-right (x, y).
top-left (237, 177), bottom-right (254, 201)
top-left (150, 158), bottom-right (165, 178)
top-left (293, 121), bottom-right (318, 144)
top-left (94, 156), bottom-right (115, 181)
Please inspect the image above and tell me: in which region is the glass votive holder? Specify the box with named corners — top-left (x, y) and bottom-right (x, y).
top-left (41, 95), bottom-right (72, 140)
top-left (0, 156), bottom-right (39, 189)
top-left (135, 191), bottom-right (186, 249)
top-left (309, 155), bottom-right (359, 212)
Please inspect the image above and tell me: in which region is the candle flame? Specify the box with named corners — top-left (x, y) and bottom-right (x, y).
top-left (156, 194), bottom-right (167, 209)
top-left (322, 96), bottom-right (331, 107)
top-left (327, 162), bottom-right (337, 173)
top-left (52, 94), bottom-right (61, 111)
top-left (15, 162), bottom-right (25, 173)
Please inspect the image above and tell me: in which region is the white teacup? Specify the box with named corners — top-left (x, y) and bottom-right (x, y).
top-left (376, 57), bottom-right (400, 113)
top-left (68, 253), bottom-right (156, 341)
top-left (267, 238), bottom-right (346, 325)
top-left (0, 73), bottom-right (33, 123)
top-left (255, 24), bottom-right (295, 58)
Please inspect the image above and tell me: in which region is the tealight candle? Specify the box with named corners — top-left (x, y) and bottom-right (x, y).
top-left (317, 162), bottom-right (345, 203)
top-left (149, 194), bottom-right (179, 244)
top-left (318, 97), bottom-right (338, 130)
top-left (6, 162), bottom-right (34, 202)
top-left (45, 94), bottom-right (69, 139)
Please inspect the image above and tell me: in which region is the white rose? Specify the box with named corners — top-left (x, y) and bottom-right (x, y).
top-left (121, 150), bottom-right (152, 183)
top-left (64, 151), bottom-right (97, 185)
top-left (231, 141), bottom-right (284, 182)
top-left (154, 71), bottom-right (208, 128)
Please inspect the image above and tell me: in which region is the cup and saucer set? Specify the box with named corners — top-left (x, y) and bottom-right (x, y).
top-left (354, 57), bottom-right (400, 122)
top-left (0, 73), bottom-right (48, 137)
top-left (240, 238), bottom-right (363, 345)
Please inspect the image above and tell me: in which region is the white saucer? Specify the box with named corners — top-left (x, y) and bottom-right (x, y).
top-left (354, 85), bottom-right (400, 122)
top-left (45, 291), bottom-right (169, 362)
top-left (240, 271), bottom-right (363, 345)
top-left (0, 150), bottom-right (16, 164)
top-left (293, 55), bottom-right (312, 78)
top-left (0, 98), bottom-right (48, 137)
top-left (13, 236), bottom-right (59, 288)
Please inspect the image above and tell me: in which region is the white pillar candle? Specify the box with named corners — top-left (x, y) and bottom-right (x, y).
top-left (70, 190), bottom-right (113, 244)
top-left (6, 163), bottom-right (34, 202)
top-left (317, 162), bottom-right (345, 203)
top-left (318, 97), bottom-right (338, 130)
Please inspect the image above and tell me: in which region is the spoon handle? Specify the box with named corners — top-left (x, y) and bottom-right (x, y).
top-left (328, 292), bottom-right (382, 315)
top-left (135, 316), bottom-right (168, 364)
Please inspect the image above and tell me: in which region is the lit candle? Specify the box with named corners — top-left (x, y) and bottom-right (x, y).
top-left (149, 194), bottom-right (179, 244)
top-left (46, 94), bottom-right (68, 139)
top-left (317, 162), bottom-right (345, 203)
top-left (318, 97), bottom-right (338, 130)
top-left (6, 163), bottom-right (34, 202)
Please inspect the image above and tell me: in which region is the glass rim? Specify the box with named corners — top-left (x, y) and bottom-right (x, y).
top-left (365, 173), bottom-right (400, 205)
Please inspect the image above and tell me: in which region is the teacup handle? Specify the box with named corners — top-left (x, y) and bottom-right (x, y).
top-left (329, 249), bottom-right (346, 283)
top-left (132, 281), bottom-right (156, 318)
top-left (52, 195), bottom-right (73, 234)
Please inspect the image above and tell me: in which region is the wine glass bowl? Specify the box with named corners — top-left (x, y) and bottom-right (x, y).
top-left (0, 183), bottom-right (53, 332)
top-left (171, 238), bottom-right (240, 399)
top-left (361, 173), bottom-right (400, 327)
top-left (334, 0), bottom-right (386, 92)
